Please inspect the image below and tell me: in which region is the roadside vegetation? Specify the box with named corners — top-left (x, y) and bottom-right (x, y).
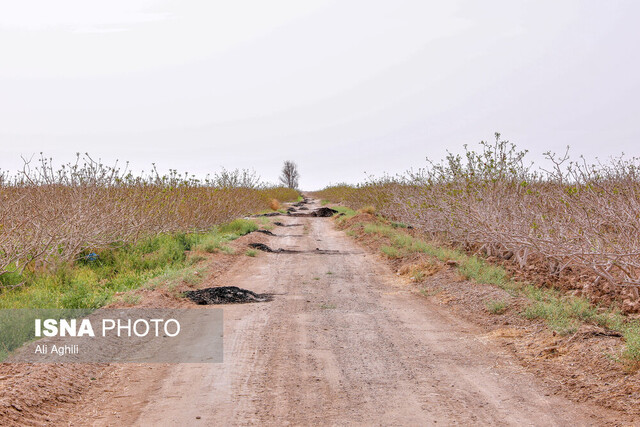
top-left (334, 211), bottom-right (640, 364)
top-left (0, 218), bottom-right (262, 310)
top-left (315, 134), bottom-right (640, 315)
top-left (0, 155), bottom-right (298, 307)
top-left (0, 217), bottom-right (269, 361)
top-left (316, 134), bottom-right (640, 366)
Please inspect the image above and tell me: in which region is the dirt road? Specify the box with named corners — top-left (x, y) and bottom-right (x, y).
top-left (78, 200), bottom-right (612, 426)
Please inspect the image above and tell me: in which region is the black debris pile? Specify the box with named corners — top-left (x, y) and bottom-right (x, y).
top-left (185, 286), bottom-right (272, 304)
top-left (254, 212), bottom-right (280, 217)
top-left (248, 242), bottom-right (277, 252)
top-left (312, 207), bottom-right (338, 217)
top-left (274, 222), bottom-right (303, 227)
top-left (254, 229), bottom-right (276, 236)
top-left (248, 243), bottom-right (300, 253)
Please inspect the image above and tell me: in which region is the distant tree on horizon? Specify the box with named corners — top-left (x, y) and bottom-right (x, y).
top-left (279, 160), bottom-right (300, 189)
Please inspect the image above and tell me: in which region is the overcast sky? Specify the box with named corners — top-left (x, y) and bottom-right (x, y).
top-left (0, 0), bottom-right (638, 189)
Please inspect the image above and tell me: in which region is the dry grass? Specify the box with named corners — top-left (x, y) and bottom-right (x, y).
top-left (359, 205), bottom-right (376, 214)
top-left (398, 260), bottom-right (442, 281)
top-left (269, 199), bottom-right (281, 211)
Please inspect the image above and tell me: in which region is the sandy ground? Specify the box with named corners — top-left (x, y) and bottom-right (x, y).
top-left (66, 201), bottom-right (621, 426)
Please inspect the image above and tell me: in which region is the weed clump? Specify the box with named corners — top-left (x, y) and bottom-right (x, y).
top-left (486, 299), bottom-right (508, 314)
top-left (245, 249), bottom-right (258, 257)
top-left (381, 246), bottom-right (401, 259)
top-left (359, 206), bottom-right (376, 214)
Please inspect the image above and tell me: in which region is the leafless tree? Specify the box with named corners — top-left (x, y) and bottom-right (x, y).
top-left (279, 161), bottom-right (300, 189)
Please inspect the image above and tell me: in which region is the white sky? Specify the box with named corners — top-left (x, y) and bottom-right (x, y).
top-left (0, 0), bottom-right (638, 189)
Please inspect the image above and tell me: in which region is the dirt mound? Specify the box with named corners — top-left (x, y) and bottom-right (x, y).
top-left (249, 243), bottom-right (278, 252)
top-left (312, 207), bottom-right (338, 217)
top-left (184, 286), bottom-right (272, 304)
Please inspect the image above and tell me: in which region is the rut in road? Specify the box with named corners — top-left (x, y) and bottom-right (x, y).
top-left (89, 200), bottom-right (613, 426)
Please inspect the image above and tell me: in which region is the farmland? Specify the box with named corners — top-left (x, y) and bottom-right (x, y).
top-left (316, 135), bottom-right (640, 313)
top-left (0, 155), bottom-right (298, 308)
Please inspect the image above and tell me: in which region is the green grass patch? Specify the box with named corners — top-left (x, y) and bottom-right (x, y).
top-left (143, 262), bottom-right (207, 293)
top-left (522, 286), bottom-right (599, 335)
top-left (194, 235), bottom-right (227, 253)
top-left (363, 223), bottom-right (396, 237)
top-left (391, 233), bottom-right (414, 248)
top-left (0, 233), bottom-right (199, 310)
top-left (218, 218), bottom-right (258, 236)
top-left (485, 299), bottom-right (508, 314)
top-left (333, 206), bottom-right (357, 219)
top-left (458, 257), bottom-right (508, 287)
top-left (380, 245), bottom-right (402, 259)
top-left (220, 245), bottom-right (235, 254)
top-left (0, 219), bottom-right (258, 310)
top-left (391, 221), bottom-right (409, 228)
top-left (623, 324), bottom-right (640, 362)
top-left (319, 303), bottom-right (336, 309)
top-left (246, 249), bottom-right (258, 257)
top-left (0, 261), bottom-right (209, 361)
top-left (193, 219), bottom-right (257, 253)
top-left (256, 217), bottom-right (275, 230)
top-left (0, 217), bottom-right (260, 361)
top-left (112, 293), bottom-right (142, 306)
